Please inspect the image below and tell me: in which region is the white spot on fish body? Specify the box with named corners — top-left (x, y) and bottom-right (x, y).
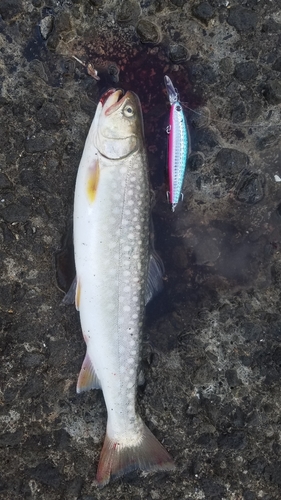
top-left (108, 241), bottom-right (117, 249)
top-left (109, 268), bottom-right (117, 276)
top-left (123, 305), bottom-right (130, 312)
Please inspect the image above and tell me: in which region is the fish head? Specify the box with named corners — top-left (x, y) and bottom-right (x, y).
top-left (95, 89), bottom-right (144, 160)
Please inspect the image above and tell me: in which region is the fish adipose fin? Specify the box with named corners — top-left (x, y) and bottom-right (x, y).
top-left (61, 276), bottom-right (77, 306)
top-left (77, 352), bottom-right (101, 393)
top-left (145, 251), bottom-right (164, 305)
top-left (96, 421), bottom-right (175, 487)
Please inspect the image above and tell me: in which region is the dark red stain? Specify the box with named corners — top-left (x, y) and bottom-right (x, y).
top-left (73, 29), bottom-right (202, 189)
top-left (56, 29), bottom-right (202, 292)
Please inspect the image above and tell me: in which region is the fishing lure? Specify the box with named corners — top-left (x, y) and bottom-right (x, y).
top-left (164, 75), bottom-right (189, 212)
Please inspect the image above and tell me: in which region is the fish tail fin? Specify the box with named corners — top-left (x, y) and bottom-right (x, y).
top-left (96, 421), bottom-right (175, 487)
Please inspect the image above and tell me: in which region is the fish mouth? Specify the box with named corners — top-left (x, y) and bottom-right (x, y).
top-left (104, 90), bottom-right (133, 116)
top-left (99, 88), bottom-right (117, 106)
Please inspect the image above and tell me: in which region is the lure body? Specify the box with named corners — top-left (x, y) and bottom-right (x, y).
top-left (164, 76), bottom-right (189, 211)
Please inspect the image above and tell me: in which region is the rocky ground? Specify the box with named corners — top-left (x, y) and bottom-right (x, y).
top-left (1, 0), bottom-right (281, 499)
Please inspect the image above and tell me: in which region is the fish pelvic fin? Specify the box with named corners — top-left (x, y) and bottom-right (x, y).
top-left (61, 276), bottom-right (77, 306)
top-left (96, 421), bottom-right (175, 487)
top-left (77, 351), bottom-right (101, 393)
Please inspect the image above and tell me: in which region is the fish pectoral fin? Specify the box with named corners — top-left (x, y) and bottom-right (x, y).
top-left (61, 276), bottom-right (77, 306)
top-left (145, 250), bottom-right (165, 305)
top-left (96, 420), bottom-right (175, 487)
top-left (77, 352), bottom-right (101, 393)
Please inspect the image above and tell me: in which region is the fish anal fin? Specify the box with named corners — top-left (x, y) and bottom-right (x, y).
top-left (96, 421), bottom-right (175, 487)
top-left (77, 352), bottom-right (101, 393)
top-left (145, 250), bottom-right (164, 305)
top-left (86, 159), bottom-right (100, 203)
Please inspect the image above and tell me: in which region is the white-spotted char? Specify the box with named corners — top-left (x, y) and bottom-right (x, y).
top-left (65, 88), bottom-right (175, 486)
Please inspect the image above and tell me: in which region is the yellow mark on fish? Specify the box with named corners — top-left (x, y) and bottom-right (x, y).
top-left (75, 278), bottom-right (81, 311)
top-left (86, 160), bottom-right (100, 203)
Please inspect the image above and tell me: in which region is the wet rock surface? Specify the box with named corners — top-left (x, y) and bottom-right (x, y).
top-left (1, 1), bottom-right (281, 499)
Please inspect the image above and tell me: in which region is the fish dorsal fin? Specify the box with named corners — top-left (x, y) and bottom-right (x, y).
top-left (145, 250), bottom-right (164, 305)
top-left (77, 352), bottom-right (101, 393)
top-left (61, 276), bottom-right (77, 306)
top-left (138, 369), bottom-right (145, 386)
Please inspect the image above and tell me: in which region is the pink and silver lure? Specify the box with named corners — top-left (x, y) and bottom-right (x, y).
top-left (164, 75), bottom-right (189, 212)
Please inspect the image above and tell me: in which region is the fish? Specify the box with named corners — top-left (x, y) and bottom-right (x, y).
top-left (63, 88), bottom-right (175, 486)
top-left (164, 75), bottom-right (189, 212)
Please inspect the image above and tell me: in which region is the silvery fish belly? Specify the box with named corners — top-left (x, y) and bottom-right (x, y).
top-left (69, 89), bottom-right (174, 486)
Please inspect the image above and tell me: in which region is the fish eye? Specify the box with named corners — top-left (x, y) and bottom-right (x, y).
top-left (123, 105), bottom-right (134, 118)
top-left (176, 105), bottom-right (181, 111)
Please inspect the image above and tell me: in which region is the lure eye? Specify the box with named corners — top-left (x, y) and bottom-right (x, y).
top-left (123, 105), bottom-right (134, 117)
top-left (176, 105), bottom-right (181, 111)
